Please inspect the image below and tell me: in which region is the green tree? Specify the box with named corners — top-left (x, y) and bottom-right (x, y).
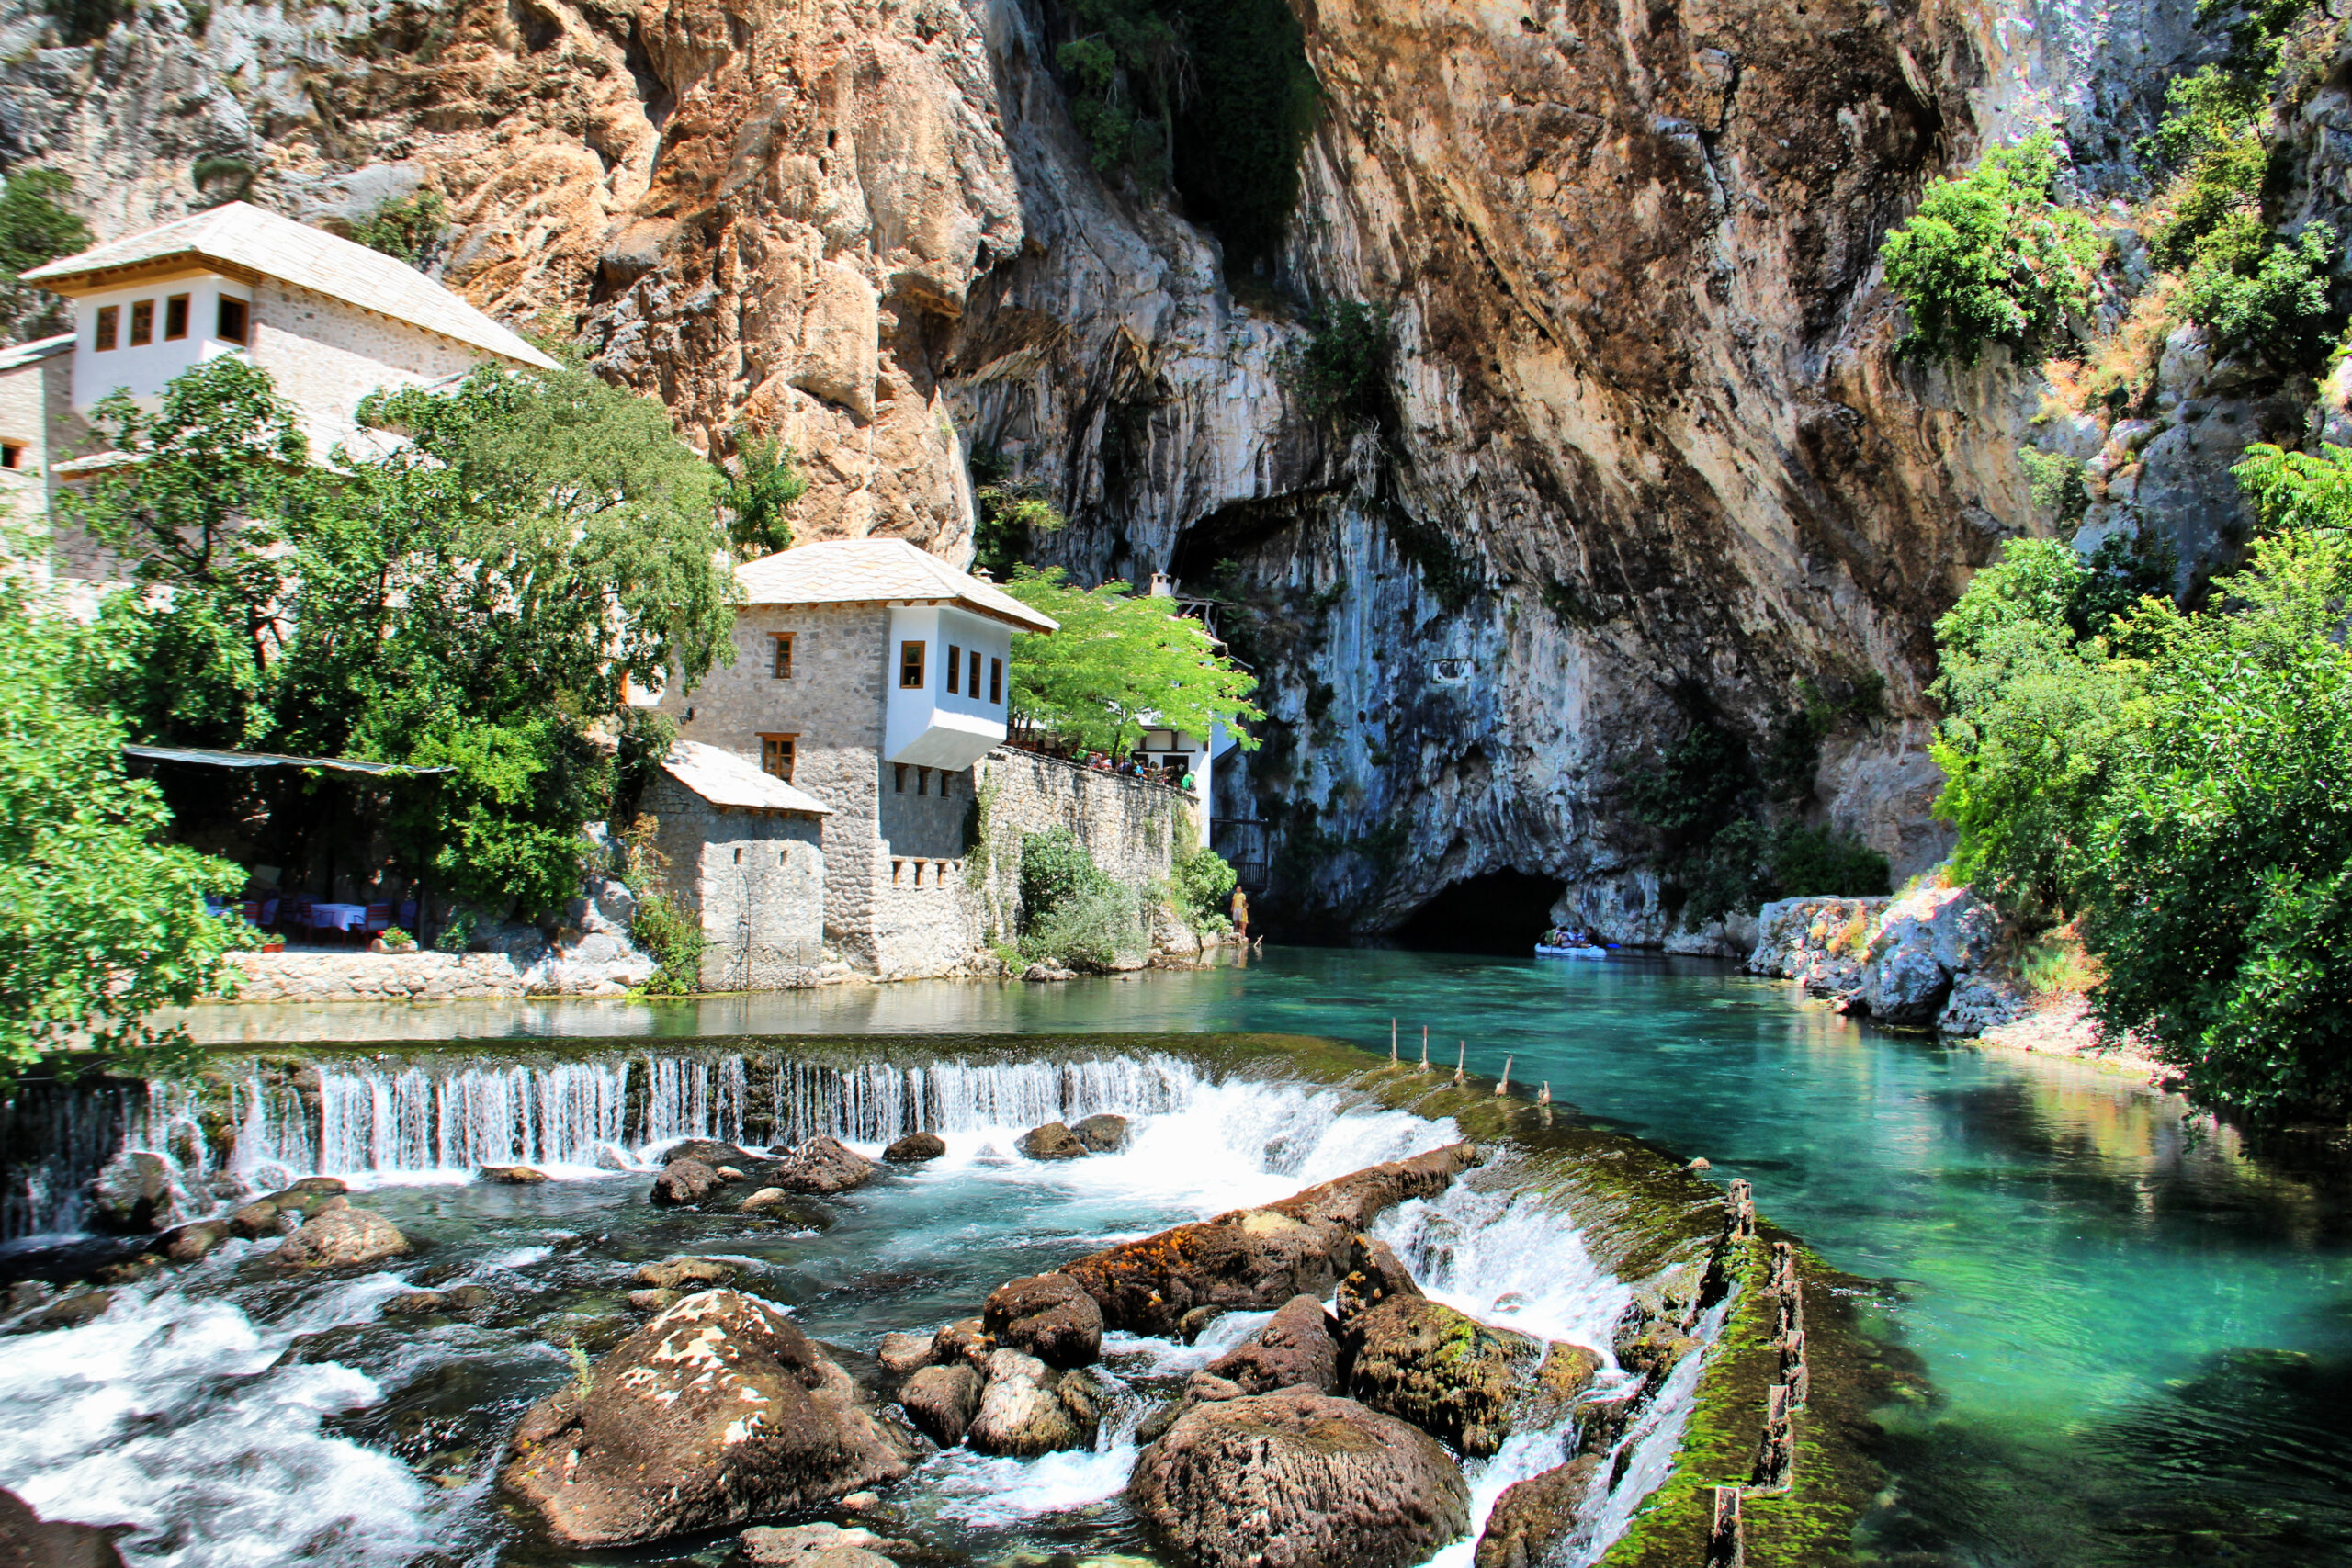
top-left (2180, 220), bottom-right (2335, 368)
top-left (1286, 300), bottom-right (1393, 425)
top-left (347, 189), bottom-right (450, 266)
top-left (0, 169), bottom-right (92, 344)
top-left (1000, 565), bottom-right (1264, 755)
top-left (0, 583), bottom-right (240, 1087)
top-left (721, 423), bottom-right (808, 558)
top-left (1878, 130), bottom-right (2099, 365)
top-left (968, 446), bottom-right (1068, 579)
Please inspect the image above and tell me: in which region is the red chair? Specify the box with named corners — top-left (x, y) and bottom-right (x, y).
top-left (363, 904), bottom-right (394, 944)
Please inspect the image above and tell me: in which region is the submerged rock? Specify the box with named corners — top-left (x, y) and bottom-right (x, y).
top-left (882, 1132), bottom-right (945, 1164)
top-left (876, 1331), bottom-right (936, 1376)
top-left (478, 1165), bottom-right (549, 1184)
top-left (85, 1151), bottom-right (175, 1234)
top-left (1063, 1145), bottom-right (1483, 1337)
top-left (0, 1485), bottom-right (127, 1567)
top-left (1205, 1292), bottom-right (1339, 1394)
top-left (1127, 1388), bottom-right (1469, 1568)
top-left (650, 1158), bottom-right (720, 1205)
top-left (769, 1135), bottom-right (878, 1195)
top-left (899, 1362), bottom-right (982, 1447)
top-left (635, 1257), bottom-right (738, 1291)
top-left (932, 1316), bottom-right (993, 1371)
top-left (1070, 1113), bottom-right (1130, 1153)
top-left (982, 1272), bottom-right (1102, 1368)
top-left (502, 1289), bottom-right (912, 1547)
top-left (157, 1219), bottom-right (229, 1264)
top-left (1474, 1457), bottom-right (1603, 1568)
top-left (271, 1207), bottom-right (408, 1269)
top-left (1014, 1122), bottom-right (1088, 1160)
top-left (741, 1187), bottom-right (792, 1212)
top-left (10, 1291), bottom-right (111, 1334)
top-left (741, 1521), bottom-right (909, 1568)
top-left (655, 1139), bottom-right (753, 1168)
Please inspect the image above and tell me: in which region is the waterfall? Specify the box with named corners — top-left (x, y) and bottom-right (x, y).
top-left (1, 1078), bottom-right (136, 1240)
top-left (766, 1055), bottom-right (1198, 1145)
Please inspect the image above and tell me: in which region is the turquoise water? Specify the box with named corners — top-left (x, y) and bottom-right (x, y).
top-left (180, 947), bottom-right (2352, 1563)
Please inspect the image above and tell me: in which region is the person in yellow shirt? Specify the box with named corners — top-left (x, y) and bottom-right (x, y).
top-left (1229, 886), bottom-right (1250, 942)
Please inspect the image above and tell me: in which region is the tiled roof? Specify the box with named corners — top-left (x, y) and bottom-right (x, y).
top-left (0, 333), bottom-right (73, 372)
top-left (733, 538), bottom-right (1058, 633)
top-left (21, 203), bottom-right (559, 371)
top-left (660, 741), bottom-right (833, 815)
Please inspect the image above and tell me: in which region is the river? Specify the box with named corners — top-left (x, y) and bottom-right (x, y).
top-left (20, 947), bottom-right (2352, 1565)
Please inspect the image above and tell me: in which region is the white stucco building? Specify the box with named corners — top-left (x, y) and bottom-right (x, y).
top-left (0, 199), bottom-right (557, 582)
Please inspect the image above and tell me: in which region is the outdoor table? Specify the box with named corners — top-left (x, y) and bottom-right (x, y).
top-left (307, 902), bottom-right (368, 932)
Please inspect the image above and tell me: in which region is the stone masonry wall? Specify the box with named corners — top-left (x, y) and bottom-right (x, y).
top-left (251, 281), bottom-right (488, 425)
top-left (641, 772), bottom-right (825, 991)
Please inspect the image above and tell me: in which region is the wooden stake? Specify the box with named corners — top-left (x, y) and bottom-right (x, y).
top-left (1538, 1081), bottom-right (1552, 1105)
top-left (1390, 1018), bottom-right (1398, 1065)
top-left (1495, 1055), bottom-right (1512, 1096)
top-left (1419, 1027), bottom-right (1430, 1070)
top-left (1453, 1042), bottom-right (1465, 1087)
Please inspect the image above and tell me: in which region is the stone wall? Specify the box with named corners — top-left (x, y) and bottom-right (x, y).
top-left (251, 280), bottom-right (488, 424)
top-left (223, 945), bottom-right (654, 1002)
top-left (641, 773), bottom-right (826, 991)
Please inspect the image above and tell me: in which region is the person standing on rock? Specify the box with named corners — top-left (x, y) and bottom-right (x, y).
top-left (1230, 887), bottom-right (1249, 942)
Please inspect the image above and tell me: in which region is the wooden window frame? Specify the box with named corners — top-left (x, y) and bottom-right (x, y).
top-left (216, 296), bottom-right (249, 345)
top-left (989, 657), bottom-right (1002, 705)
top-left (128, 299), bottom-right (154, 347)
top-left (0, 444), bottom-right (21, 471)
top-left (164, 294), bottom-right (189, 341)
top-left (899, 639), bottom-right (925, 690)
top-left (770, 632), bottom-right (794, 680)
top-left (94, 305), bottom-right (118, 351)
top-left (946, 644), bottom-right (961, 695)
top-left (759, 732), bottom-right (797, 782)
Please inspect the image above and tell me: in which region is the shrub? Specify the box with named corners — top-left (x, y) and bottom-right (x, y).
top-left (2018, 447), bottom-right (2091, 526)
top-left (722, 424), bottom-right (808, 558)
top-left (631, 892), bottom-right (706, 995)
top-left (1022, 880), bottom-right (1143, 971)
top-left (348, 190), bottom-right (449, 265)
top-left (2180, 221), bottom-right (2335, 368)
top-left (1286, 300), bottom-right (1393, 425)
top-left (1770, 825), bottom-right (1892, 900)
top-left (1020, 828), bottom-right (1113, 925)
top-left (1879, 130), bottom-right (2098, 365)
top-left (1170, 844), bottom-right (1238, 926)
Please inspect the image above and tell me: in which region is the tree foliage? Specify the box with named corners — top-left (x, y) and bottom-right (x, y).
top-left (1001, 566), bottom-right (1263, 755)
top-left (722, 423), bottom-right (808, 558)
top-left (1930, 454), bottom-right (2352, 1121)
top-left (66, 355), bottom-right (737, 918)
top-left (1285, 300), bottom-right (1394, 426)
top-left (1879, 131), bottom-right (2099, 365)
top-left (0, 584), bottom-right (241, 1085)
top-left (347, 189), bottom-right (449, 265)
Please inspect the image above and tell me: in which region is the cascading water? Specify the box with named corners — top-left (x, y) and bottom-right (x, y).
top-left (0, 1046), bottom-right (1706, 1568)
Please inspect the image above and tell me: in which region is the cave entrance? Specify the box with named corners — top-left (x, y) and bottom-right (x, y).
top-left (1389, 871), bottom-right (1566, 955)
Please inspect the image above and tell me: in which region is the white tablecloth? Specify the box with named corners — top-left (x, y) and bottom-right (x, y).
top-left (307, 902), bottom-right (368, 931)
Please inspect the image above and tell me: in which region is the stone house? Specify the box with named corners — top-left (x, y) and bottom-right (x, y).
top-left (640, 741), bottom-right (831, 991)
top-left (659, 537), bottom-right (1065, 976)
top-left (2, 200), bottom-right (556, 584)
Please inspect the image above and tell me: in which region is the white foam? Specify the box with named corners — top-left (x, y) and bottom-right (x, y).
top-left (0, 1286), bottom-right (447, 1568)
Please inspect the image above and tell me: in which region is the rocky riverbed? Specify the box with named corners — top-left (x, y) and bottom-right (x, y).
top-left (0, 1035), bottom-right (1894, 1567)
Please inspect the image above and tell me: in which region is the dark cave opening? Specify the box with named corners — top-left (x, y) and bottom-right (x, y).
top-left (1387, 870), bottom-right (1567, 955)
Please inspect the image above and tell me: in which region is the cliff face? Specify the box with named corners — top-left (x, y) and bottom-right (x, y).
top-left (0, 0), bottom-right (2214, 941)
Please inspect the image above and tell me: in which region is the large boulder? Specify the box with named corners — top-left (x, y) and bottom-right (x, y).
top-left (157, 1219), bottom-right (229, 1264)
top-left (635, 1257), bottom-right (738, 1291)
top-left (876, 1331), bottom-right (936, 1375)
top-left (769, 1136), bottom-right (878, 1195)
top-left (85, 1151), bottom-right (175, 1234)
top-left (1474, 1458), bottom-right (1603, 1568)
top-left (1344, 1297), bottom-right (1592, 1458)
top-left (0, 1485), bottom-right (127, 1568)
top-left (1014, 1122), bottom-right (1088, 1161)
top-left (965, 1348), bottom-right (1102, 1456)
top-left (270, 1207), bottom-right (408, 1269)
top-left (882, 1132), bottom-right (945, 1164)
top-left (479, 1165), bottom-right (549, 1185)
top-left (899, 1362), bottom-right (982, 1447)
top-left (1070, 1113), bottom-right (1130, 1153)
top-left (1127, 1389), bottom-right (1469, 1568)
top-left (1205, 1293), bottom-right (1339, 1394)
top-left (982, 1272), bottom-right (1102, 1368)
top-left (650, 1158), bottom-right (720, 1204)
top-left (656, 1139), bottom-right (753, 1169)
top-left (502, 1290), bottom-right (912, 1547)
top-left (1062, 1145), bottom-right (1483, 1337)
top-left (1860, 885), bottom-right (2001, 1024)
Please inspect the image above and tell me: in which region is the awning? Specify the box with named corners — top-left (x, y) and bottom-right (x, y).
top-left (122, 744), bottom-right (451, 776)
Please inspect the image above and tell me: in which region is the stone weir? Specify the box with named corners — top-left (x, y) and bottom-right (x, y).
top-left (0, 1033), bottom-right (1914, 1566)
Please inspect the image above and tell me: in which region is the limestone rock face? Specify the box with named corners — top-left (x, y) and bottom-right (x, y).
top-left (1861, 885), bottom-right (2001, 1024)
top-left (1063, 1145), bottom-right (1482, 1337)
top-left (1127, 1389), bottom-right (1469, 1568)
top-left (271, 1207), bottom-right (408, 1269)
top-left (0, 0), bottom-right (2219, 943)
top-left (981, 1273), bottom-right (1103, 1369)
top-left (769, 1136), bottom-right (878, 1195)
top-left (502, 1290), bottom-right (912, 1548)
top-left (1205, 1292), bottom-right (1340, 1395)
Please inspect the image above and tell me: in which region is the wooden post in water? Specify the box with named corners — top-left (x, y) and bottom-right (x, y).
top-left (1420, 1026), bottom-right (1430, 1071)
top-left (1453, 1042), bottom-right (1466, 1087)
top-left (1705, 1486), bottom-right (1745, 1568)
top-left (1538, 1081), bottom-right (1552, 1105)
top-left (1751, 1382), bottom-right (1793, 1491)
top-left (1390, 1018), bottom-right (1398, 1065)
top-left (1495, 1056), bottom-right (1512, 1096)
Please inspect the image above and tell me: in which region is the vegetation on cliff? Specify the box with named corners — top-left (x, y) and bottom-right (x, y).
top-left (1932, 453), bottom-right (2352, 1121)
top-left (65, 356), bottom-right (738, 917)
top-left (0, 168), bottom-right (91, 343)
